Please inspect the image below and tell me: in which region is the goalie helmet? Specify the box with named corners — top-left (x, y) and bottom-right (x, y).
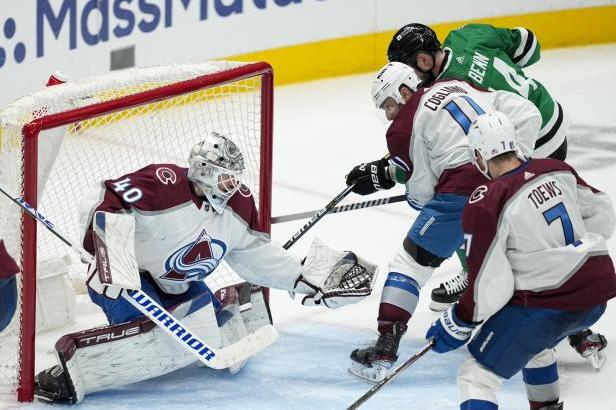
top-left (387, 23), bottom-right (441, 68)
top-left (188, 132), bottom-right (245, 213)
top-left (371, 62), bottom-right (422, 110)
top-left (467, 112), bottom-right (524, 179)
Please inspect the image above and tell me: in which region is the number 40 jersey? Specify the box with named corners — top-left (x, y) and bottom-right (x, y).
top-left (438, 24), bottom-right (567, 158)
top-left (457, 159), bottom-right (616, 324)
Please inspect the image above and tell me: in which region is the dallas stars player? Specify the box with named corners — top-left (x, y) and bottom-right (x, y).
top-left (387, 23), bottom-right (607, 370)
top-left (389, 23), bottom-right (568, 160)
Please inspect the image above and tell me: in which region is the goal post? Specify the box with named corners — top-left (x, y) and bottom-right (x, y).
top-left (0, 61), bottom-right (273, 402)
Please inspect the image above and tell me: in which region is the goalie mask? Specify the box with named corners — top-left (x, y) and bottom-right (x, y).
top-left (188, 132), bottom-right (245, 213)
top-left (468, 112), bottom-right (525, 179)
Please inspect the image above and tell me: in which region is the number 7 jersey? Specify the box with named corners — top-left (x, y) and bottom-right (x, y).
top-left (438, 24), bottom-right (568, 158)
top-left (457, 159), bottom-right (616, 323)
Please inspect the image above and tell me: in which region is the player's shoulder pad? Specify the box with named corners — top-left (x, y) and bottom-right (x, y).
top-left (107, 163), bottom-right (192, 210)
top-left (464, 183), bottom-right (502, 230)
top-left (445, 23), bottom-right (492, 43)
top-left (467, 178), bottom-right (511, 214)
top-left (110, 163), bottom-right (187, 187)
top-left (141, 163), bottom-right (188, 186)
top-left (225, 185), bottom-right (263, 233)
top-left (522, 158), bottom-right (576, 180)
top-left (447, 23), bottom-right (508, 54)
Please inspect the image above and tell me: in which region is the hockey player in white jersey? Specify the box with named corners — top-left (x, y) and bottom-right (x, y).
top-left (425, 112), bottom-right (616, 409)
top-left (387, 24), bottom-right (607, 365)
top-left (346, 62), bottom-right (541, 382)
top-left (33, 132), bottom-right (377, 404)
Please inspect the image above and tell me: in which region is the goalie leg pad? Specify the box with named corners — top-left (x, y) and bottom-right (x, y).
top-left (239, 285), bottom-right (274, 333)
top-left (44, 292), bottom-right (221, 402)
top-left (214, 285), bottom-right (249, 374)
top-left (209, 284), bottom-right (275, 373)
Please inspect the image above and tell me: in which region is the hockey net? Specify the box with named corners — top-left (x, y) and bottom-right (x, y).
top-left (0, 61), bottom-right (273, 402)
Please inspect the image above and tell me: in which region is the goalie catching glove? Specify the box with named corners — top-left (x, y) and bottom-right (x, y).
top-left (293, 238), bottom-right (378, 308)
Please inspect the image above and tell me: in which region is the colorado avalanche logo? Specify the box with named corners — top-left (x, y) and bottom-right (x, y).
top-left (162, 230), bottom-right (227, 282)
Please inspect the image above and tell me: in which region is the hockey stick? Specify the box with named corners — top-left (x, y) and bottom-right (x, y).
top-left (271, 194), bottom-right (406, 224)
top-left (346, 339), bottom-right (435, 410)
top-left (282, 184), bottom-right (355, 249)
top-left (0, 184), bottom-right (275, 370)
top-left (282, 154), bottom-right (391, 249)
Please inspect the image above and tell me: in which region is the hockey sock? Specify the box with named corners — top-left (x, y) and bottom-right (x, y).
top-left (377, 272), bottom-right (418, 333)
top-left (523, 349), bottom-right (559, 410)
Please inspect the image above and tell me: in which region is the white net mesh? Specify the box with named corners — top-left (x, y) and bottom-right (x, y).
top-left (0, 61), bottom-right (271, 397)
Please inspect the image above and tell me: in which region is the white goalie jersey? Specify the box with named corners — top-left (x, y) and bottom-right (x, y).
top-left (81, 163), bottom-right (302, 295)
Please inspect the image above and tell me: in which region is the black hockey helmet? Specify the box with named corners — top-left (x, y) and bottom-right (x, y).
top-left (387, 23), bottom-right (441, 68)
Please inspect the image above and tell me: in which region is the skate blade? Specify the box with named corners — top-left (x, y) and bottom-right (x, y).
top-left (429, 300), bottom-right (452, 312)
top-left (348, 360), bottom-right (390, 385)
top-left (588, 350), bottom-right (606, 371)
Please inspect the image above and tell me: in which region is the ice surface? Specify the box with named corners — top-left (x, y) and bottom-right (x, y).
top-left (2, 44), bottom-right (616, 409)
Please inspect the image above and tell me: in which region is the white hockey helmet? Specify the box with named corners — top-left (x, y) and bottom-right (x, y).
top-left (371, 62), bottom-right (422, 109)
top-left (468, 112), bottom-right (524, 179)
top-left (188, 132), bottom-right (245, 213)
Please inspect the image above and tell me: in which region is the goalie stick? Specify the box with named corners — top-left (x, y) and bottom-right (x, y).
top-left (0, 184), bottom-right (276, 370)
top-left (272, 195), bottom-right (406, 224)
top-left (346, 339), bottom-right (435, 410)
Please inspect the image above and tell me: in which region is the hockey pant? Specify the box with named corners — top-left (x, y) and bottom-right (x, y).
top-left (459, 303), bottom-right (606, 409)
top-left (54, 284), bottom-right (272, 402)
top-left (378, 193), bottom-right (468, 333)
top-left (458, 350), bottom-right (559, 410)
top-left (88, 272), bottom-right (215, 325)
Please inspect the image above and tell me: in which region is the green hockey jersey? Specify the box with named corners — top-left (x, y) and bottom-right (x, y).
top-left (437, 24), bottom-right (567, 158)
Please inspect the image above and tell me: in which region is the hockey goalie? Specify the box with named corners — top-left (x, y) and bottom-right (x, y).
top-left (34, 132), bottom-right (377, 404)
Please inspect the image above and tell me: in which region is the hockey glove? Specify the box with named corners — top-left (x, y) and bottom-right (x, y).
top-left (345, 158), bottom-right (395, 196)
top-left (293, 238), bottom-right (377, 308)
top-left (426, 304), bottom-right (475, 353)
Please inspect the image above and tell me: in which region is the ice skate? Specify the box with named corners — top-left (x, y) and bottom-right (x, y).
top-left (349, 322), bottom-right (406, 384)
top-left (569, 329), bottom-right (607, 371)
top-left (34, 365), bottom-right (76, 404)
top-left (430, 270), bottom-right (468, 312)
